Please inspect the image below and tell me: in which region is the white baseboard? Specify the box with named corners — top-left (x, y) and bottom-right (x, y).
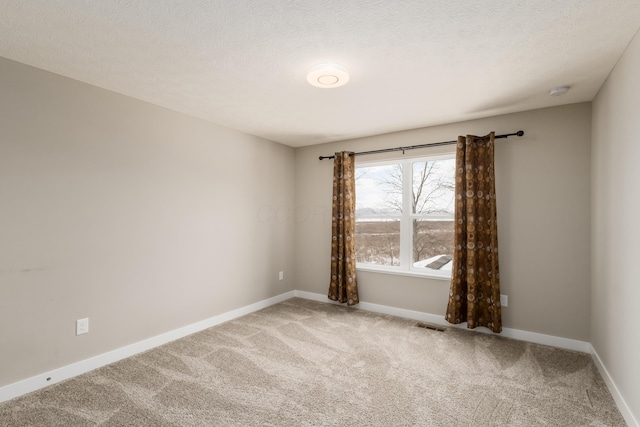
top-left (1, 288), bottom-right (632, 427)
top-left (293, 290), bottom-right (591, 352)
top-left (0, 290), bottom-right (296, 404)
top-left (590, 346), bottom-right (639, 427)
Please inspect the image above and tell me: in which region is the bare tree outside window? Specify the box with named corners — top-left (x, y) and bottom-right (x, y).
top-left (411, 160), bottom-right (455, 263)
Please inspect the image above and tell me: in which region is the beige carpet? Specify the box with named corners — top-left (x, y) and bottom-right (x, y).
top-left (0, 298), bottom-right (626, 426)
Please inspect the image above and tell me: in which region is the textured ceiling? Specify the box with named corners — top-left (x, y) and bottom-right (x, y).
top-left (1, 1), bottom-right (639, 147)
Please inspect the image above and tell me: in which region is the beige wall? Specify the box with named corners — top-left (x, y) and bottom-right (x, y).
top-left (0, 57), bottom-right (296, 387)
top-left (4, 47), bottom-right (624, 403)
top-left (592, 30), bottom-right (640, 421)
top-left (295, 103), bottom-right (592, 341)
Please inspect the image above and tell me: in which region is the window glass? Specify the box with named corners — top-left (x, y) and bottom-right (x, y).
top-left (355, 163), bottom-right (402, 215)
top-left (412, 159), bottom-right (455, 215)
top-left (355, 155), bottom-right (455, 278)
top-left (412, 219), bottom-right (454, 265)
top-left (355, 219), bottom-right (401, 266)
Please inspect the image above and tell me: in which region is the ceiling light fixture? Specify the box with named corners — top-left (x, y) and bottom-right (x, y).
top-left (548, 85), bottom-right (570, 96)
top-left (307, 63), bottom-right (349, 88)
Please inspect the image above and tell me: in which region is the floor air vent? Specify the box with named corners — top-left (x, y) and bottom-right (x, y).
top-left (415, 323), bottom-right (445, 332)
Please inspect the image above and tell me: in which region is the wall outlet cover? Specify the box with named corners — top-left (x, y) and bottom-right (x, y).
top-left (500, 295), bottom-right (508, 307)
top-left (76, 318), bottom-right (89, 335)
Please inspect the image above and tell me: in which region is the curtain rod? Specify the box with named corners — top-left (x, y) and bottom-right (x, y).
top-left (318, 130), bottom-right (524, 160)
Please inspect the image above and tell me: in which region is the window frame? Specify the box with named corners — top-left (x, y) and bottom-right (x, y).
top-left (354, 152), bottom-right (456, 281)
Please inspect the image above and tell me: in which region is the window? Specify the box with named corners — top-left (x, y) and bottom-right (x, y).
top-left (354, 154), bottom-right (455, 279)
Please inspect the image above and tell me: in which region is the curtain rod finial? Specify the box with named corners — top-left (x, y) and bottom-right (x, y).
top-left (516, 130), bottom-right (524, 137)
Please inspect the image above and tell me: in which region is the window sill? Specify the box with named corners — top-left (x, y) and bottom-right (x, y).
top-left (356, 265), bottom-right (451, 282)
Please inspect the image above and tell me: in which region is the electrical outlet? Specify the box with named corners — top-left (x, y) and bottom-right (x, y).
top-left (500, 295), bottom-right (508, 307)
top-left (278, 271), bottom-right (284, 281)
top-left (76, 318), bottom-right (89, 335)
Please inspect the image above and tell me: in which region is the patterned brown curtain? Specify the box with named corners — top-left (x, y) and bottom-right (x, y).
top-left (445, 132), bottom-right (502, 333)
top-left (328, 152), bottom-right (359, 306)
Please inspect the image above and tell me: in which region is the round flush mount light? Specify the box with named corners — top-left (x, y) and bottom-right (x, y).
top-left (549, 85), bottom-right (570, 96)
top-left (307, 63), bottom-right (349, 88)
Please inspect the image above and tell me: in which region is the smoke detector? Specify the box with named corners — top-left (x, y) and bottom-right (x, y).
top-left (307, 63), bottom-right (349, 88)
top-left (549, 86), bottom-right (570, 96)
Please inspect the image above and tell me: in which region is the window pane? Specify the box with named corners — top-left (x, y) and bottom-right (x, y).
top-left (356, 163), bottom-right (403, 216)
top-left (411, 218), bottom-right (454, 272)
top-left (412, 159), bottom-right (455, 215)
top-left (355, 219), bottom-right (400, 266)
